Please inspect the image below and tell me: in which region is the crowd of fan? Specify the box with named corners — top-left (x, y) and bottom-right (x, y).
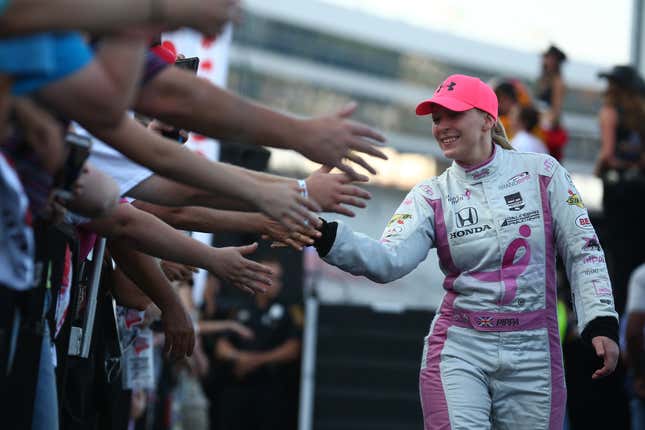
top-left (0, 1), bottom-right (390, 429)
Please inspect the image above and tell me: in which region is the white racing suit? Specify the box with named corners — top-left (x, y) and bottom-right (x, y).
top-left (320, 146), bottom-right (618, 429)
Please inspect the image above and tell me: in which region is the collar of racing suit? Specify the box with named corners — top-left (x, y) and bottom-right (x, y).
top-left (451, 143), bottom-right (504, 183)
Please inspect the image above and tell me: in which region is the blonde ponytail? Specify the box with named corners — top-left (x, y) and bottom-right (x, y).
top-left (492, 120), bottom-right (514, 150)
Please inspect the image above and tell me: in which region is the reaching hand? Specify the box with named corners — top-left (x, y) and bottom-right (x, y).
top-left (209, 242), bottom-right (273, 294)
top-left (306, 165), bottom-right (372, 217)
top-left (297, 102), bottom-right (387, 181)
top-left (261, 217), bottom-right (321, 251)
top-left (591, 336), bottom-right (619, 379)
top-left (164, 0), bottom-right (242, 38)
top-left (160, 260), bottom-right (198, 282)
top-left (256, 182), bottom-right (322, 230)
top-left (161, 300), bottom-right (195, 360)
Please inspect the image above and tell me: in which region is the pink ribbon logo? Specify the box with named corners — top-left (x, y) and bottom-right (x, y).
top-left (469, 225), bottom-right (532, 305)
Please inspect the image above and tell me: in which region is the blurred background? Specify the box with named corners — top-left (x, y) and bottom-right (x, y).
top-left (170, 1), bottom-right (645, 429)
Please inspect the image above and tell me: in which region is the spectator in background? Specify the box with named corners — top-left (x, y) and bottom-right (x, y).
top-left (624, 263), bottom-right (645, 430)
top-left (595, 65), bottom-right (645, 315)
top-left (494, 81), bottom-right (519, 138)
top-left (215, 257), bottom-right (302, 430)
top-left (511, 105), bottom-right (548, 154)
top-left (536, 44), bottom-right (568, 160)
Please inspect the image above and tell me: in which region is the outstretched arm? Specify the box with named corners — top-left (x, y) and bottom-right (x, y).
top-left (314, 183), bottom-right (436, 283)
top-left (89, 115), bottom-right (321, 228)
top-left (132, 201), bottom-right (321, 251)
top-left (135, 66), bottom-right (387, 181)
top-left (129, 164), bottom-right (370, 216)
top-left (0, 0), bottom-right (240, 37)
top-left (84, 203), bottom-right (273, 294)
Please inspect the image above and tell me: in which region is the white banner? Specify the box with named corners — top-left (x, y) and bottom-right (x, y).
top-left (162, 26), bottom-right (232, 306)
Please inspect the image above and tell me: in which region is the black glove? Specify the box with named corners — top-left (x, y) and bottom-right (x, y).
top-left (312, 218), bottom-right (338, 257)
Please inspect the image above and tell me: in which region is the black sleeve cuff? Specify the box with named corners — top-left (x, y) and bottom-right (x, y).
top-left (581, 316), bottom-right (619, 345)
top-left (312, 218), bottom-right (338, 258)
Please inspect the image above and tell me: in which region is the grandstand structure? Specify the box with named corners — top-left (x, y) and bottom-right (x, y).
top-left (232, 0), bottom-right (605, 174)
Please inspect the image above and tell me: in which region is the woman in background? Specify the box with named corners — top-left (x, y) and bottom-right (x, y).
top-left (537, 45), bottom-right (568, 160)
top-left (595, 65), bottom-right (645, 315)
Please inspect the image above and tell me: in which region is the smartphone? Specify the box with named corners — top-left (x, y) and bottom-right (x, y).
top-left (162, 56), bottom-right (200, 143)
top-left (55, 132), bottom-right (92, 200)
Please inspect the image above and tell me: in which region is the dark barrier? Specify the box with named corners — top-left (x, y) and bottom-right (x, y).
top-left (312, 304), bottom-right (433, 430)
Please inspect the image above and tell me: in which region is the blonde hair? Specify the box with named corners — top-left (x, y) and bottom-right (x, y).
top-left (492, 120), bottom-right (514, 150)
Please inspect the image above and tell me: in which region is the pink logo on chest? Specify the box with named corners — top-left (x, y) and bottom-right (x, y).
top-left (469, 225), bottom-right (532, 305)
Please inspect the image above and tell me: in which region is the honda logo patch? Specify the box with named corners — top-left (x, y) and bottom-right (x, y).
top-left (456, 207), bottom-right (478, 228)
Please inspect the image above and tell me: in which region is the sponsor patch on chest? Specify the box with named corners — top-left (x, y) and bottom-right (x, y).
top-left (501, 210), bottom-right (540, 227)
top-left (499, 172), bottom-right (530, 190)
top-left (504, 192), bottom-right (525, 211)
top-left (447, 188), bottom-right (472, 205)
top-left (450, 206), bottom-right (494, 239)
top-left (449, 224), bottom-right (492, 239)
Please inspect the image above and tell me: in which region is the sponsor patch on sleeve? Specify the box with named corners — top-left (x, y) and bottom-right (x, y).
top-left (566, 189), bottom-right (585, 208)
top-left (582, 235), bottom-right (601, 252)
top-left (386, 213), bottom-right (412, 228)
top-left (575, 214), bottom-right (592, 230)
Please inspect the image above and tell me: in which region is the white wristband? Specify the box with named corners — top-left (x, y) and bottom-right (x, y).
top-left (297, 179), bottom-right (308, 199)
top-left (297, 179), bottom-right (310, 226)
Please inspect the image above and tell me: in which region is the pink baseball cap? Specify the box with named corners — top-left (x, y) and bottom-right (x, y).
top-left (415, 74), bottom-right (498, 121)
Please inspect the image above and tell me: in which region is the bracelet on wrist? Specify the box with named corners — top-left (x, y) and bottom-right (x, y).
top-left (297, 179), bottom-right (310, 226)
top-left (297, 179), bottom-right (308, 199)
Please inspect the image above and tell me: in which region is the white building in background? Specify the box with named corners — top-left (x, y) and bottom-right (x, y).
top-left (228, 0), bottom-right (608, 310)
